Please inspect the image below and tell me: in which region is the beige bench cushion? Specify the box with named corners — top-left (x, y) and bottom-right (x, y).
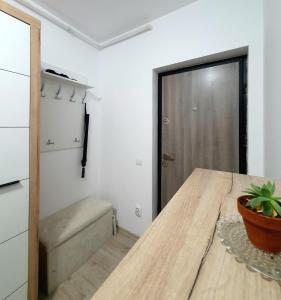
top-left (39, 196), bottom-right (112, 251)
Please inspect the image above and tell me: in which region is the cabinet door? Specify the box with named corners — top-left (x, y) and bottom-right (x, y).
top-left (0, 69), bottom-right (30, 127)
top-left (0, 11), bottom-right (30, 75)
top-left (0, 232), bottom-right (28, 299)
top-left (0, 180), bottom-right (29, 244)
top-left (0, 128), bottom-right (29, 185)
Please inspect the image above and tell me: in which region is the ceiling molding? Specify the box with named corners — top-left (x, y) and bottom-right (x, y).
top-left (98, 24), bottom-right (152, 49)
top-left (15, 0), bottom-right (153, 50)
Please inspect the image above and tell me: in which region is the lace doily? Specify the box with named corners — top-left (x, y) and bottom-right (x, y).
top-left (217, 215), bottom-right (281, 284)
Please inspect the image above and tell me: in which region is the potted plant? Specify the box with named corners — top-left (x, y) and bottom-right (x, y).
top-left (237, 181), bottom-right (281, 253)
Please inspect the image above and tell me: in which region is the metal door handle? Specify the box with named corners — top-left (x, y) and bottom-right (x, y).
top-left (163, 153), bottom-right (175, 161)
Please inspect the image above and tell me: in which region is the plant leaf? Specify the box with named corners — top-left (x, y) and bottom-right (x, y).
top-left (244, 184), bottom-right (261, 195)
top-left (262, 202), bottom-right (273, 217)
top-left (250, 184), bottom-right (262, 194)
top-left (266, 182), bottom-right (273, 193)
top-left (243, 187), bottom-right (261, 197)
top-left (247, 197), bottom-right (269, 208)
top-left (243, 192), bottom-right (258, 197)
top-left (271, 200), bottom-right (281, 217)
top-left (271, 197), bottom-right (281, 203)
top-left (243, 182), bottom-right (281, 215)
top-left (261, 186), bottom-right (272, 198)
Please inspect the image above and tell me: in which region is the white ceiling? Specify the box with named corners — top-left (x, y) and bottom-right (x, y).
top-left (32, 0), bottom-right (197, 43)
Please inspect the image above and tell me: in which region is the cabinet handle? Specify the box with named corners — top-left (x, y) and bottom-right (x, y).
top-left (0, 180), bottom-right (20, 189)
top-left (46, 139), bottom-right (55, 145)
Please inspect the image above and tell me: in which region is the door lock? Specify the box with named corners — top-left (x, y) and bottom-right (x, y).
top-left (163, 117), bottom-right (170, 125)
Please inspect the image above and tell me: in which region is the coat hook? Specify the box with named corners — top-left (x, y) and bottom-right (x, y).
top-left (82, 91), bottom-right (87, 103)
top-left (70, 88), bottom-right (76, 102)
top-left (55, 85), bottom-right (62, 100)
top-left (41, 81), bottom-right (46, 98)
top-left (74, 137), bottom-right (80, 143)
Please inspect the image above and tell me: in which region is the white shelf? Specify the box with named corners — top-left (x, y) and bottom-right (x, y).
top-left (42, 71), bottom-right (94, 89)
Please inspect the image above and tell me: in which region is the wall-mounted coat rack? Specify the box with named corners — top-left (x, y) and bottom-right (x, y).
top-left (41, 71), bottom-right (93, 101)
top-left (40, 68), bottom-right (94, 153)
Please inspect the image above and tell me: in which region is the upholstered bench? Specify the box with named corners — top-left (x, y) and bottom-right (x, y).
top-left (39, 196), bottom-right (113, 295)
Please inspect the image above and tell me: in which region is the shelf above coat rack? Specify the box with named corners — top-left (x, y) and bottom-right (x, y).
top-left (41, 71), bottom-right (94, 90)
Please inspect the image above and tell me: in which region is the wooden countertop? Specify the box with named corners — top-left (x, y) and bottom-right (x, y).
top-left (92, 169), bottom-right (281, 300)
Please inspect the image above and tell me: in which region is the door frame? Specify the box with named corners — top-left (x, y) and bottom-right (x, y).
top-left (157, 56), bottom-right (248, 213)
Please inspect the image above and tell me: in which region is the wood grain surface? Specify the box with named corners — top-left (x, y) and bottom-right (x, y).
top-left (161, 72), bottom-right (193, 209)
top-left (29, 24), bottom-right (41, 300)
top-left (92, 169), bottom-right (281, 300)
top-left (161, 63), bottom-right (240, 209)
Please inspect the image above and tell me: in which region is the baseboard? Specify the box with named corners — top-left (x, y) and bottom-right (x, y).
top-left (118, 227), bottom-right (139, 240)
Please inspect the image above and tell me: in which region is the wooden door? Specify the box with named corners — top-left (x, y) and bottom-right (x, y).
top-left (160, 61), bottom-right (243, 210)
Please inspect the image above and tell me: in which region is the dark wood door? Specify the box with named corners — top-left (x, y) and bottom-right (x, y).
top-left (160, 61), bottom-right (241, 210)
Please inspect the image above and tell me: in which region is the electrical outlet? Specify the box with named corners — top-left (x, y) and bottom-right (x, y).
top-left (135, 205), bottom-right (142, 218)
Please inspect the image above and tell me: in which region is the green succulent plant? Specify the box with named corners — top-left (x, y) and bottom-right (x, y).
top-left (244, 182), bottom-right (281, 218)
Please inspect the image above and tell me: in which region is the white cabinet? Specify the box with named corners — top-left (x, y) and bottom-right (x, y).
top-left (0, 180), bottom-right (29, 244)
top-left (0, 128), bottom-right (29, 186)
top-left (0, 4), bottom-right (39, 299)
top-left (0, 232), bottom-right (28, 300)
top-left (0, 11), bottom-right (30, 75)
top-left (6, 283), bottom-right (28, 300)
top-left (0, 69), bottom-right (30, 127)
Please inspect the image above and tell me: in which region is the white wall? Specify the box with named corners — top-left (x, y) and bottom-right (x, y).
top-left (5, 0), bottom-right (265, 235)
top-left (7, 0), bottom-right (102, 218)
top-left (99, 0), bottom-right (264, 236)
top-left (264, 1), bottom-right (281, 180)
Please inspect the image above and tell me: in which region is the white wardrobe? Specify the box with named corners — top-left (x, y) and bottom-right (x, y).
top-left (0, 2), bottom-right (40, 300)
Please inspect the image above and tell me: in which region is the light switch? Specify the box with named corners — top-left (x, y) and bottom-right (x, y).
top-left (136, 159), bottom-right (143, 166)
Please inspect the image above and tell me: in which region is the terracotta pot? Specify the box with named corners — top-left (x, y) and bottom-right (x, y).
top-left (237, 195), bottom-right (281, 253)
